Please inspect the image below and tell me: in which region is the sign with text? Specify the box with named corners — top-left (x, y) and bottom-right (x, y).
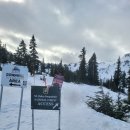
top-left (1, 64), bottom-right (28, 88)
top-left (31, 86), bottom-right (60, 110)
top-left (52, 74), bottom-right (64, 87)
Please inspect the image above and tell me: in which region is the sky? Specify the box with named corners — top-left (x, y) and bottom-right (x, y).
top-left (0, 0), bottom-right (130, 64)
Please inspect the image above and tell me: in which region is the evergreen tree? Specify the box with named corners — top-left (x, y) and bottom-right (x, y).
top-left (88, 53), bottom-right (99, 85)
top-left (29, 35), bottom-right (39, 75)
top-left (127, 69), bottom-right (130, 103)
top-left (15, 47), bottom-right (21, 65)
top-left (19, 40), bottom-right (27, 66)
top-left (15, 40), bottom-right (27, 66)
top-left (86, 86), bottom-right (115, 117)
top-left (87, 85), bottom-right (130, 121)
top-left (58, 59), bottom-right (64, 75)
top-left (26, 54), bottom-right (32, 72)
top-left (41, 58), bottom-right (45, 73)
top-left (46, 63), bottom-right (51, 74)
top-left (7, 52), bottom-right (15, 63)
top-left (63, 65), bottom-right (71, 82)
top-left (50, 63), bottom-right (55, 76)
top-left (78, 47), bottom-right (87, 83)
top-left (0, 43), bottom-right (7, 64)
top-left (119, 71), bottom-right (126, 93)
top-left (50, 63), bottom-right (59, 76)
top-left (63, 64), bottom-right (78, 83)
top-left (113, 57), bottom-right (122, 91)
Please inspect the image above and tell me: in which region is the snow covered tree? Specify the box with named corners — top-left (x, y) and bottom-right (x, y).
top-left (86, 86), bottom-right (115, 117)
top-left (29, 35), bottom-right (39, 75)
top-left (88, 53), bottom-right (99, 85)
top-left (113, 57), bottom-right (122, 91)
top-left (78, 47), bottom-right (87, 83)
top-left (87, 85), bottom-right (130, 121)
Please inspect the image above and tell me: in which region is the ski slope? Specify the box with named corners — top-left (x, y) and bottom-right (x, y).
top-left (0, 73), bottom-right (130, 130)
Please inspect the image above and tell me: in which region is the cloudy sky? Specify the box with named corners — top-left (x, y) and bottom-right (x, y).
top-left (0, 0), bottom-right (130, 64)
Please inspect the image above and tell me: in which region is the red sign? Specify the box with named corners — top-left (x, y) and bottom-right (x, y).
top-left (52, 74), bottom-right (64, 87)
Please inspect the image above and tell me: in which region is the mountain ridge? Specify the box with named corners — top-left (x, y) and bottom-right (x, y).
top-left (68, 53), bottom-right (130, 81)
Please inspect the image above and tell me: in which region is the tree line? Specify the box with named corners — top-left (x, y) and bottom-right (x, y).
top-left (0, 38), bottom-right (130, 97)
top-left (49, 47), bottom-right (99, 86)
top-left (0, 39), bottom-right (99, 85)
top-left (0, 35), bottom-right (45, 75)
top-left (102, 57), bottom-right (130, 103)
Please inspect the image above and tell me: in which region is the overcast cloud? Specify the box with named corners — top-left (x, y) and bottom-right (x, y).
top-left (0, 0), bottom-right (130, 63)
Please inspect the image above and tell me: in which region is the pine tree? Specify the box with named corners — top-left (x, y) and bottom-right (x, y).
top-left (15, 47), bottom-right (21, 64)
top-left (0, 41), bottom-right (2, 64)
top-left (88, 53), bottom-right (99, 85)
top-left (0, 44), bottom-right (7, 64)
top-left (26, 54), bottom-right (32, 72)
top-left (15, 40), bottom-right (27, 66)
top-left (50, 63), bottom-right (55, 76)
top-left (87, 85), bottom-right (130, 121)
top-left (29, 35), bottom-right (39, 75)
top-left (113, 57), bottom-right (122, 91)
top-left (7, 52), bottom-right (15, 63)
top-left (127, 69), bottom-right (130, 103)
top-left (119, 71), bottom-right (126, 93)
top-left (64, 65), bottom-right (71, 82)
top-left (19, 40), bottom-right (27, 66)
top-left (50, 63), bottom-right (58, 76)
top-left (41, 58), bottom-right (45, 73)
top-left (86, 86), bottom-right (115, 117)
top-left (58, 59), bottom-right (64, 75)
top-left (46, 63), bottom-right (51, 74)
top-left (78, 47), bottom-right (87, 83)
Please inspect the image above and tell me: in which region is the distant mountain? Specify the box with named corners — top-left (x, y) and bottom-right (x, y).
top-left (98, 53), bottom-right (130, 81)
top-left (68, 53), bottom-right (130, 81)
top-left (68, 63), bottom-right (79, 72)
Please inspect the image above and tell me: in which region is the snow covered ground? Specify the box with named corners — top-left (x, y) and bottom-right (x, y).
top-left (0, 73), bottom-right (130, 130)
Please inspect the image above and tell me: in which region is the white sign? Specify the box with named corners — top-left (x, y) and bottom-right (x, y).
top-left (1, 64), bottom-right (28, 88)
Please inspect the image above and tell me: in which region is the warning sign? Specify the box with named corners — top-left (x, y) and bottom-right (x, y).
top-left (31, 86), bottom-right (60, 110)
top-left (1, 64), bottom-right (28, 88)
top-left (52, 74), bottom-right (64, 87)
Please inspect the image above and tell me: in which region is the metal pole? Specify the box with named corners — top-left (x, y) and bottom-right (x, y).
top-left (34, 75), bottom-right (35, 85)
top-left (58, 109), bottom-right (61, 130)
top-left (58, 88), bottom-right (61, 130)
top-left (32, 76), bottom-right (35, 130)
top-left (32, 109), bottom-right (34, 130)
top-left (17, 87), bottom-right (24, 130)
top-left (0, 85), bottom-right (3, 110)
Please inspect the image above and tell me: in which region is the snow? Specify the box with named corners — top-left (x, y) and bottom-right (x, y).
top-left (68, 63), bottom-right (79, 72)
top-left (98, 53), bottom-right (130, 81)
top-left (0, 72), bottom-right (130, 130)
top-left (98, 62), bottom-right (116, 81)
top-left (68, 53), bottom-right (130, 81)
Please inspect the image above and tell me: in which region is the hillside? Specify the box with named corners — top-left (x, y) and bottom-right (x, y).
top-left (68, 53), bottom-right (130, 81)
top-left (98, 53), bottom-right (130, 81)
top-left (0, 72), bottom-right (130, 130)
